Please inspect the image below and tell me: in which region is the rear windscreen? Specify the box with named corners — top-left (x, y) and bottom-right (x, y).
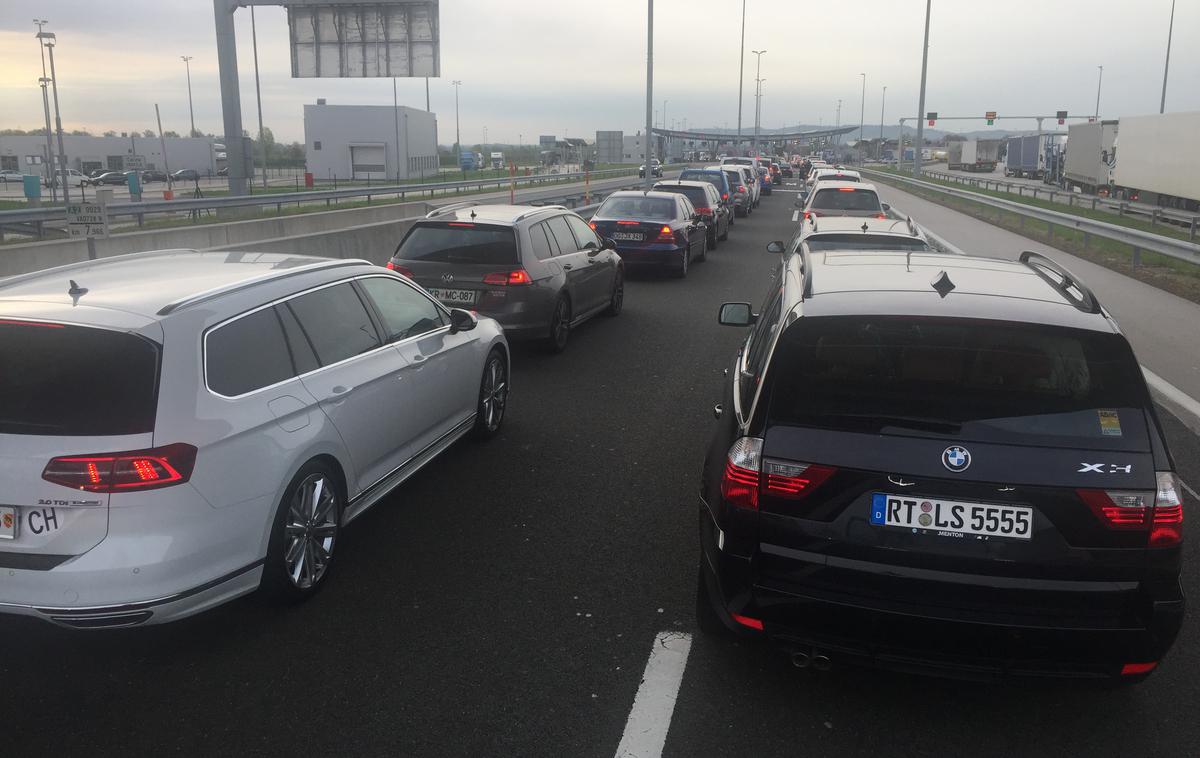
top-left (396, 223), bottom-right (519, 265)
top-left (596, 196), bottom-right (676, 221)
top-left (811, 188), bottom-right (882, 213)
top-left (805, 234), bottom-right (929, 251)
top-left (656, 186), bottom-right (708, 207)
top-left (766, 317), bottom-right (1149, 449)
top-left (680, 172), bottom-right (723, 191)
top-left (0, 320), bottom-right (160, 436)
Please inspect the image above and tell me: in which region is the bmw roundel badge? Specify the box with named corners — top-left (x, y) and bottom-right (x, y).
top-left (941, 446), bottom-right (971, 472)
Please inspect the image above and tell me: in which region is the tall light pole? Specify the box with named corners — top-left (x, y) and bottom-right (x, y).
top-left (37, 32), bottom-right (69, 203)
top-left (879, 85), bottom-right (887, 158)
top-left (181, 56), bottom-right (196, 138)
top-left (1160, 0), bottom-right (1175, 113)
top-left (751, 50), bottom-right (765, 154)
top-left (1094, 65), bottom-right (1103, 121)
top-left (34, 19), bottom-right (56, 201)
top-left (835, 99), bottom-right (842, 146)
top-left (914, 0), bottom-right (932, 177)
top-left (736, 0), bottom-right (746, 148)
top-left (858, 72), bottom-right (866, 163)
top-left (393, 77), bottom-right (402, 181)
top-left (644, 0), bottom-right (654, 190)
top-left (249, 7), bottom-right (267, 188)
top-left (452, 80), bottom-right (462, 171)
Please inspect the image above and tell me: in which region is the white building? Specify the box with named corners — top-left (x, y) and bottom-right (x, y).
top-left (303, 101), bottom-right (438, 182)
top-left (0, 135), bottom-right (222, 178)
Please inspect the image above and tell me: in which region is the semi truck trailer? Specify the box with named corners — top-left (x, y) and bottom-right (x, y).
top-left (1064, 120), bottom-right (1118, 195)
top-left (1004, 135), bottom-right (1048, 179)
top-left (1109, 112), bottom-right (1200, 211)
top-left (947, 139), bottom-right (1002, 172)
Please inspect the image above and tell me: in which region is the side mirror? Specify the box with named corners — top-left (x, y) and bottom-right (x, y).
top-left (881, 203), bottom-right (891, 212)
top-left (448, 308), bottom-right (478, 334)
top-left (601, 236), bottom-right (616, 250)
top-left (766, 240), bottom-right (785, 254)
top-left (718, 302), bottom-right (756, 327)
top-left (692, 213), bottom-right (704, 222)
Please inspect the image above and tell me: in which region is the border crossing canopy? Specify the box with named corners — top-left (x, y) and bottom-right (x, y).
top-left (288, 1), bottom-right (440, 78)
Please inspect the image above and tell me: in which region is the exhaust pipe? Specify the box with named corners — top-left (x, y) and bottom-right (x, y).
top-left (790, 651), bottom-right (812, 669)
top-left (811, 653), bottom-right (832, 671)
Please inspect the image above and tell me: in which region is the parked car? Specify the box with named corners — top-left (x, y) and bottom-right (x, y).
top-left (0, 250), bottom-right (510, 627)
top-left (0, 169), bottom-right (26, 184)
top-left (678, 168), bottom-right (737, 227)
top-left (172, 168), bottom-right (201, 182)
top-left (85, 171), bottom-right (131, 187)
top-left (388, 203), bottom-right (623, 353)
top-left (140, 170), bottom-right (169, 183)
top-left (700, 248), bottom-right (1185, 683)
top-left (800, 180), bottom-right (887, 219)
top-left (706, 165), bottom-right (752, 217)
top-left (653, 179), bottom-right (731, 249)
top-left (43, 169), bottom-right (88, 189)
top-left (589, 190), bottom-right (707, 278)
top-left (638, 159), bottom-right (663, 178)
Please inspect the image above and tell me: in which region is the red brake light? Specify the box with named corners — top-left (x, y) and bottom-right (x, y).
top-left (386, 262), bottom-right (414, 278)
top-left (1078, 473), bottom-right (1183, 546)
top-left (656, 225), bottom-right (676, 242)
top-left (738, 185), bottom-right (747, 193)
top-left (616, 220), bottom-right (640, 225)
top-left (837, 187), bottom-right (857, 192)
top-left (588, 222), bottom-right (597, 230)
top-left (1121, 662), bottom-right (1158, 676)
top-left (722, 193), bottom-right (729, 200)
top-left (0, 319), bottom-right (64, 328)
top-left (877, 214), bottom-right (887, 220)
top-left (483, 270), bottom-right (532, 286)
top-left (721, 438), bottom-right (762, 510)
top-left (447, 222), bottom-right (475, 228)
top-left (43, 443), bottom-right (198, 493)
top-left (763, 461), bottom-right (837, 499)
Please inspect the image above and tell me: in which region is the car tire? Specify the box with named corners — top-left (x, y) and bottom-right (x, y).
top-left (471, 348), bottom-right (509, 439)
top-left (708, 229), bottom-right (718, 250)
top-left (546, 296), bottom-right (571, 353)
top-left (604, 269), bottom-right (624, 317)
top-left (720, 221), bottom-right (730, 241)
top-left (261, 460), bottom-right (343, 603)
top-left (697, 237), bottom-right (708, 262)
top-left (674, 247), bottom-right (690, 278)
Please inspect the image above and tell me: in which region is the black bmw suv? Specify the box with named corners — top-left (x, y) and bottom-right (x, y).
top-left (698, 248), bottom-right (1185, 682)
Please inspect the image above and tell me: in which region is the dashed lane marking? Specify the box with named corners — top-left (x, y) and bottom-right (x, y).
top-left (614, 631), bottom-right (692, 758)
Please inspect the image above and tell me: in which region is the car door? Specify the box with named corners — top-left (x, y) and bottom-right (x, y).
top-left (543, 214), bottom-right (592, 316)
top-left (356, 275), bottom-right (479, 456)
top-left (288, 281), bottom-right (414, 496)
top-left (676, 196), bottom-right (702, 256)
top-left (564, 213), bottom-right (614, 313)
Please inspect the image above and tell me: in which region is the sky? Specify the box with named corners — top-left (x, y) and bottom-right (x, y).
top-left (1, 0), bottom-right (1197, 145)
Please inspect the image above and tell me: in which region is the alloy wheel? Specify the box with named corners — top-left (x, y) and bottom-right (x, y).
top-left (283, 473), bottom-right (338, 590)
top-left (480, 356), bottom-right (508, 432)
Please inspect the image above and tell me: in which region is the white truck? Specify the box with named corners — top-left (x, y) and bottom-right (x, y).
top-left (1064, 121), bottom-right (1118, 195)
top-left (490, 151), bottom-right (504, 170)
top-left (1109, 111), bottom-right (1200, 211)
top-left (947, 139), bottom-right (1002, 172)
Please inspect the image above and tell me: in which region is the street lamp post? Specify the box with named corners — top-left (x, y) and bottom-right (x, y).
top-left (879, 85), bottom-right (887, 160)
top-left (858, 73), bottom-right (866, 164)
top-left (644, 0), bottom-right (654, 191)
top-left (249, 7), bottom-right (267, 188)
top-left (914, 0), bottom-right (932, 177)
top-left (34, 19), bottom-right (57, 201)
top-left (452, 80), bottom-right (462, 173)
top-left (1094, 65), bottom-right (1103, 121)
top-left (181, 56), bottom-right (196, 138)
top-left (751, 50), bottom-right (765, 154)
top-left (1160, 0), bottom-right (1175, 113)
top-left (736, 0), bottom-right (746, 146)
top-left (37, 32), bottom-right (69, 203)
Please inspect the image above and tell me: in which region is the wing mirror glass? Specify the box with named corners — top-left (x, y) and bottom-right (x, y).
top-left (881, 202), bottom-right (891, 212)
top-left (718, 302), bottom-right (756, 327)
top-left (766, 240), bottom-right (785, 254)
top-left (601, 236), bottom-right (616, 250)
top-left (448, 308), bottom-right (478, 334)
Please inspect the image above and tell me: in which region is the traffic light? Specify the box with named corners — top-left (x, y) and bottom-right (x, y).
top-left (1056, 110), bottom-right (1068, 125)
top-left (927, 111), bottom-right (937, 126)
top-left (985, 111), bottom-right (997, 126)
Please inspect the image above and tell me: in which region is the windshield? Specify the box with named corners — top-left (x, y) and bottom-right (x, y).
top-left (810, 187), bottom-right (883, 214)
top-left (766, 316), bottom-right (1149, 449)
top-left (596, 196), bottom-right (677, 220)
top-left (805, 234), bottom-right (929, 251)
top-left (396, 223), bottom-right (520, 265)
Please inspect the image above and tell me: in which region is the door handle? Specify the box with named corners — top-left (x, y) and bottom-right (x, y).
top-left (411, 354), bottom-right (426, 363)
top-left (562, 263), bottom-right (573, 270)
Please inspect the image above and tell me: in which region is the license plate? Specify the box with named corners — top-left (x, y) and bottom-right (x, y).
top-left (0, 506), bottom-right (16, 539)
top-left (869, 493), bottom-right (1033, 540)
top-left (612, 232), bottom-right (644, 241)
top-left (426, 287), bottom-right (477, 305)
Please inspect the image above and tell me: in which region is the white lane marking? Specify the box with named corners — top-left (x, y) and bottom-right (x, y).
top-left (1141, 366), bottom-right (1200, 437)
top-left (614, 631), bottom-right (693, 758)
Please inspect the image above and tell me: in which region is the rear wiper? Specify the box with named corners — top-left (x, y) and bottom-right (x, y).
top-left (823, 413), bottom-right (961, 433)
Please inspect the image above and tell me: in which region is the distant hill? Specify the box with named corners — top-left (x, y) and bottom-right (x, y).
top-left (688, 125), bottom-right (1069, 143)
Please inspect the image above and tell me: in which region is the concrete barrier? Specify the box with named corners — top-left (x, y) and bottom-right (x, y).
top-left (0, 200), bottom-right (430, 277)
top-left (210, 213), bottom-right (425, 265)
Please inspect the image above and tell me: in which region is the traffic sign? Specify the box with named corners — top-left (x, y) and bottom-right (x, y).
top-left (66, 202), bottom-right (110, 239)
top-left (1056, 110), bottom-right (1068, 125)
top-left (124, 154), bottom-right (146, 170)
top-left (927, 111), bottom-right (937, 126)
top-left (985, 111), bottom-right (997, 125)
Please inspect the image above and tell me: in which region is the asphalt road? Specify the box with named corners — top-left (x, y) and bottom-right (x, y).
top-left (2, 183), bottom-right (1197, 757)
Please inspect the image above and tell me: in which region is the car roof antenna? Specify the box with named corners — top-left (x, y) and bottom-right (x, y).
top-left (68, 279), bottom-right (89, 306)
top-left (931, 270), bottom-right (955, 298)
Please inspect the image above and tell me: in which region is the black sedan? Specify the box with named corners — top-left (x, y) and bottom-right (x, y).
top-left (172, 168), bottom-right (201, 182)
top-left (590, 190), bottom-right (707, 278)
top-left (86, 171), bottom-right (131, 186)
top-left (652, 179), bottom-right (731, 251)
top-left (140, 170), bottom-right (169, 183)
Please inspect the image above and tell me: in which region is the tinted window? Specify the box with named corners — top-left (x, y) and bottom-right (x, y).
top-left (359, 277), bottom-right (445, 341)
top-left (766, 317), bottom-right (1149, 449)
top-left (723, 170), bottom-right (744, 189)
top-left (208, 307), bottom-right (295, 396)
top-left (565, 215), bottom-right (601, 250)
top-left (810, 188), bottom-right (882, 214)
top-left (396, 223), bottom-right (519, 265)
top-left (596, 196), bottom-right (676, 220)
top-left (655, 185), bottom-right (708, 207)
top-left (805, 234), bottom-right (930, 251)
top-left (288, 283), bottom-right (381, 366)
top-left (679, 171), bottom-right (725, 193)
top-left (276, 302), bottom-right (319, 375)
top-left (740, 284), bottom-right (784, 414)
top-left (545, 216), bottom-right (579, 253)
top-left (529, 223), bottom-right (556, 259)
top-left (0, 321), bottom-right (160, 436)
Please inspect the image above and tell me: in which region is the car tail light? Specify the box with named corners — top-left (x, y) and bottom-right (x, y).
top-left (482, 270), bottom-right (533, 286)
top-left (656, 225), bottom-right (676, 242)
top-left (1121, 662), bottom-right (1158, 676)
top-left (722, 193), bottom-right (729, 200)
top-left (386, 262), bottom-right (413, 278)
top-left (803, 211), bottom-right (811, 220)
top-left (877, 214), bottom-right (887, 219)
top-left (738, 185), bottom-right (747, 193)
top-left (0, 319), bottom-right (64, 328)
top-left (1078, 472), bottom-right (1183, 546)
top-left (730, 613), bottom-right (764, 631)
top-left (763, 460), bottom-right (836, 499)
top-left (43, 443), bottom-right (198, 493)
top-left (447, 222), bottom-right (475, 228)
top-left (617, 220), bottom-right (640, 225)
top-left (695, 207), bottom-right (713, 216)
top-left (588, 222), bottom-right (597, 230)
top-left (721, 437), bottom-right (762, 510)
top-left (837, 187), bottom-right (857, 192)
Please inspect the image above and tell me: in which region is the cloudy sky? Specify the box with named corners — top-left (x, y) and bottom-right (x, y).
top-left (1, 0), bottom-right (1196, 145)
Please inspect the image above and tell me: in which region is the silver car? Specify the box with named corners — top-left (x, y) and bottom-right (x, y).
top-left (0, 250), bottom-right (509, 627)
top-left (388, 203), bottom-right (625, 353)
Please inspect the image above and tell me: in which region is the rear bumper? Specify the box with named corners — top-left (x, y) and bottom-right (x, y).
top-left (703, 534), bottom-right (1185, 680)
top-left (612, 245), bottom-right (686, 267)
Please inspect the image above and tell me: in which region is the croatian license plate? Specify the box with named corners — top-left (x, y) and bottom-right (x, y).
top-left (612, 232), bottom-right (644, 241)
top-left (426, 287), bottom-right (477, 305)
top-left (869, 493), bottom-right (1033, 540)
top-left (0, 506), bottom-right (16, 539)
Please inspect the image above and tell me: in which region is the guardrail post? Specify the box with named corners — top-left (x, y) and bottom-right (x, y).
top-left (1032, 188), bottom-right (1038, 200)
top-left (1091, 198), bottom-right (1097, 211)
top-left (1083, 231), bottom-right (1090, 250)
top-left (1132, 246), bottom-right (1141, 266)
top-left (1047, 221), bottom-right (1054, 241)
top-left (1018, 186), bottom-right (1023, 196)
top-left (1191, 216), bottom-right (1198, 241)
top-left (1067, 194), bottom-right (1073, 207)
top-left (1119, 202), bottom-right (1126, 217)
top-left (1151, 210), bottom-right (1159, 226)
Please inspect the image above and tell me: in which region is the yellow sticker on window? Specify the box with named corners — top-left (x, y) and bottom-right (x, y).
top-left (1099, 410), bottom-right (1123, 437)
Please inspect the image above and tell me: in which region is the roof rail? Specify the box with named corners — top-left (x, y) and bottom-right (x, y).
top-left (800, 242), bottom-right (814, 299)
top-left (513, 205), bottom-right (567, 223)
top-left (1019, 251), bottom-right (1102, 314)
top-left (157, 258), bottom-right (369, 316)
top-left (0, 248), bottom-right (197, 292)
top-left (425, 201), bottom-right (481, 219)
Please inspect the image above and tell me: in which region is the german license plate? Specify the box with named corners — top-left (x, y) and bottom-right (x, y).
top-left (612, 232), bottom-right (644, 241)
top-left (0, 506), bottom-right (16, 539)
top-left (870, 493), bottom-right (1033, 540)
top-left (426, 287), bottom-right (477, 305)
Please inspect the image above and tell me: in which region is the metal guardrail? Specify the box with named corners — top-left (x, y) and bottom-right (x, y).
top-left (0, 166), bottom-right (672, 240)
top-left (885, 207), bottom-right (965, 255)
top-left (920, 169), bottom-right (1199, 238)
top-left (861, 168), bottom-right (1200, 267)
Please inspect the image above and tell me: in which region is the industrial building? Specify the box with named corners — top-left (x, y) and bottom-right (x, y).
top-left (0, 135), bottom-right (222, 178)
top-left (303, 100), bottom-right (439, 182)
